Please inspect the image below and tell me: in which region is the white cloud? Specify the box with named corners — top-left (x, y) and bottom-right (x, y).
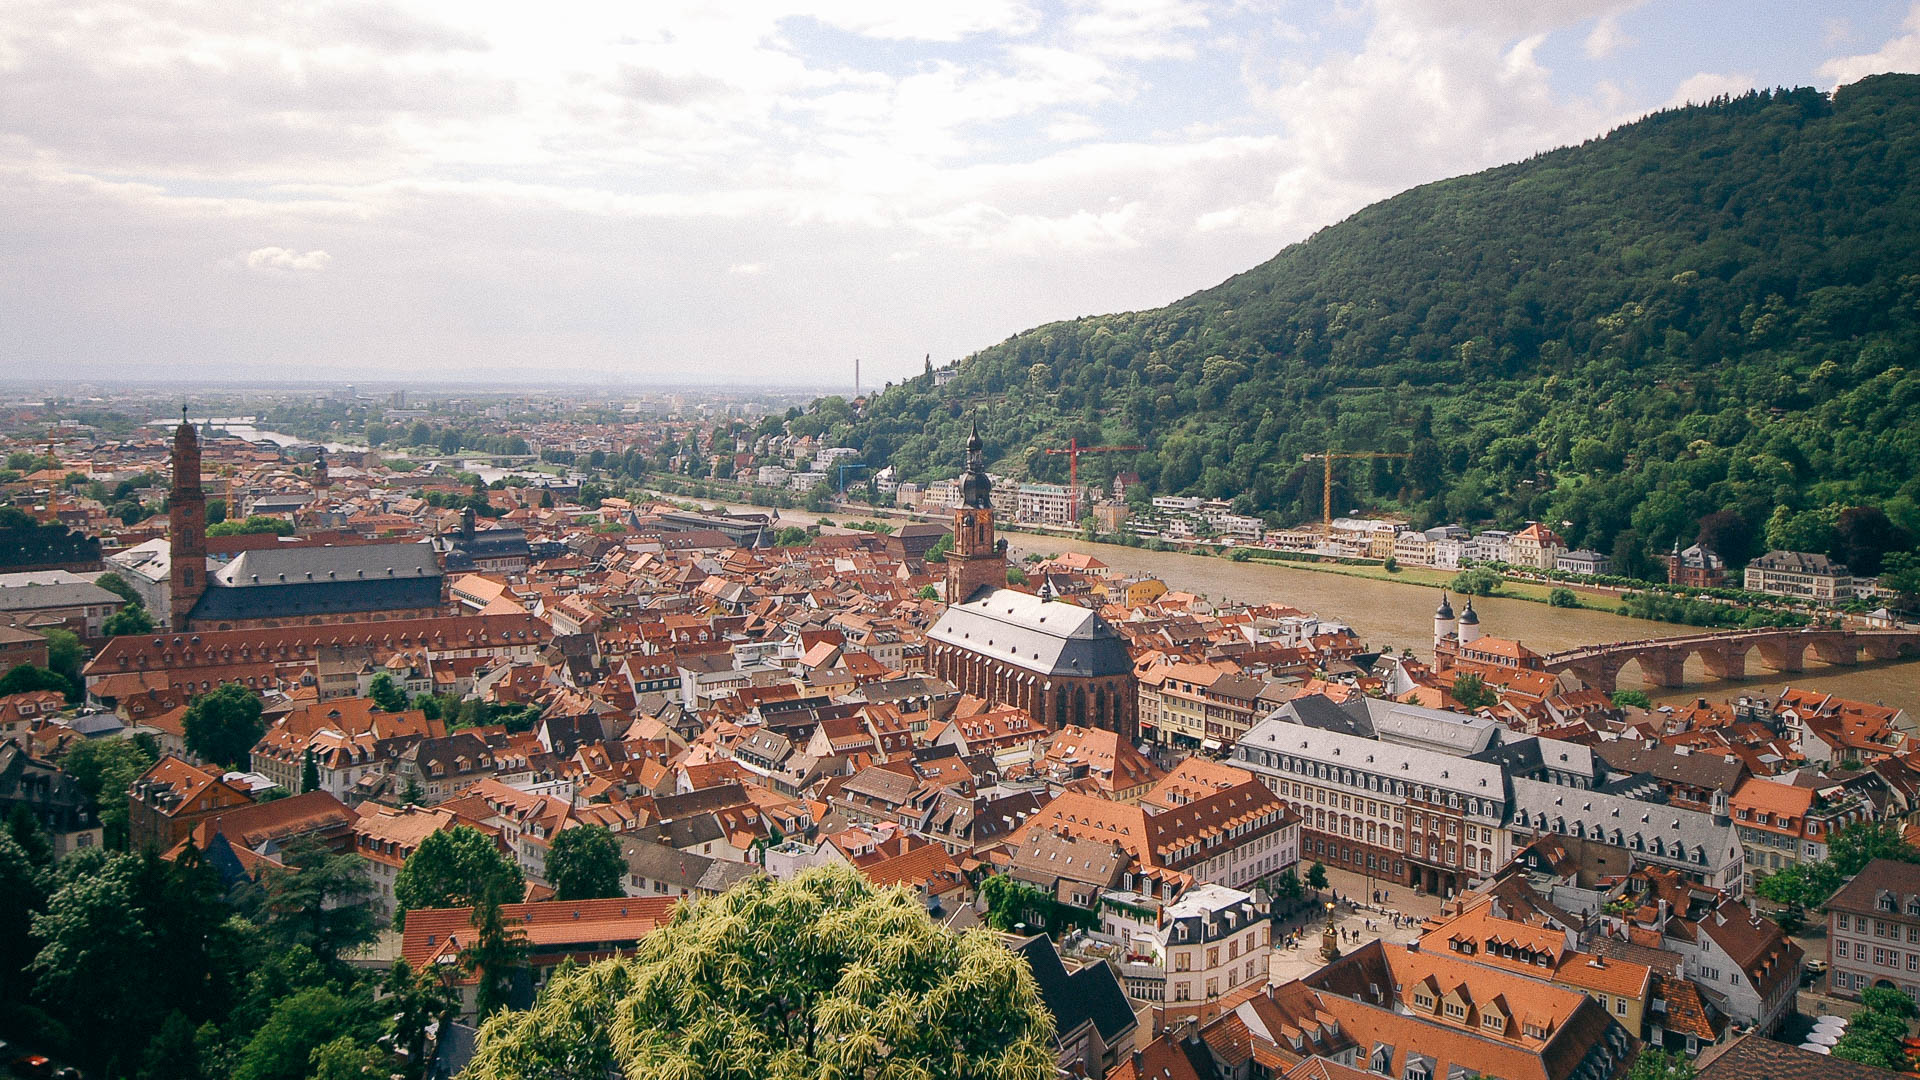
top-left (242, 247), bottom-right (333, 271)
top-left (0, 0), bottom-right (1848, 382)
top-left (1820, 4), bottom-right (1920, 86)
top-left (1663, 71), bottom-right (1759, 110)
top-left (1584, 14), bottom-right (1633, 59)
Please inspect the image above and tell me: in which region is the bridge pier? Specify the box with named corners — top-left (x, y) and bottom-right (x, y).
top-left (1865, 637), bottom-right (1909, 662)
top-left (1567, 657), bottom-right (1626, 694)
top-left (1811, 637), bottom-right (1861, 666)
top-left (1698, 645), bottom-right (1749, 682)
top-left (1755, 639), bottom-right (1806, 675)
top-left (1634, 652), bottom-right (1689, 688)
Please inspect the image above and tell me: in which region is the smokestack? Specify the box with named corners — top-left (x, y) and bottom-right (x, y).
top-left (855, 357), bottom-right (861, 397)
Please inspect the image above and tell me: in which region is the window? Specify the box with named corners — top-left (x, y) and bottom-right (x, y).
top-left (1444, 1002), bottom-right (1466, 1019)
top-left (1838, 940), bottom-right (1850, 959)
top-left (1839, 913), bottom-right (1851, 930)
top-left (1615, 999), bottom-right (1628, 1016)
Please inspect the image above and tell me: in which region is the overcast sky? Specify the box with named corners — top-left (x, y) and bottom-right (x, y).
top-left (3, 1), bottom-right (1917, 388)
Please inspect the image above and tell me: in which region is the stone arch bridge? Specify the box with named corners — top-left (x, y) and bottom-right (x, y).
top-left (1542, 628), bottom-right (1920, 693)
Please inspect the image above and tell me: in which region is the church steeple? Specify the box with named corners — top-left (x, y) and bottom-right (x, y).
top-left (945, 417), bottom-right (1005, 606)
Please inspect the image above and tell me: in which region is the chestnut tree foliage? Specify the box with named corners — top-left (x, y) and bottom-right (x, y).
top-left (464, 865), bottom-right (1058, 1080)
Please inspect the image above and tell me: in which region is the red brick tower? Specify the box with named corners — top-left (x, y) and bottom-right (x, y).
top-left (168, 407), bottom-right (208, 629)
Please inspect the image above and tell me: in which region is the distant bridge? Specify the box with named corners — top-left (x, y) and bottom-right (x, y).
top-left (1540, 627), bottom-right (1920, 693)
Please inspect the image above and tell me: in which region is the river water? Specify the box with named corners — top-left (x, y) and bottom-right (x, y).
top-left (997, 534), bottom-right (1920, 712)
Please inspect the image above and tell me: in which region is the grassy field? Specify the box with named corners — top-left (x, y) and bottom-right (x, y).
top-left (1237, 556), bottom-right (1624, 613)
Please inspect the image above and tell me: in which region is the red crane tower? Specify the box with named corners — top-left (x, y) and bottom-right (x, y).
top-left (1042, 438), bottom-right (1144, 523)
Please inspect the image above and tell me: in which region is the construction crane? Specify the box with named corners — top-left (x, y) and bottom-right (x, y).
top-left (1042, 438), bottom-right (1144, 523)
top-left (1302, 450), bottom-right (1412, 526)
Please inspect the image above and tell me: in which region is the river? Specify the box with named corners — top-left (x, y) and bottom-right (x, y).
top-left (994, 534), bottom-right (1920, 712)
top-left (230, 461), bottom-right (1920, 710)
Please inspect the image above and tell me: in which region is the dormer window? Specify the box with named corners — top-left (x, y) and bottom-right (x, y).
top-left (1880, 893), bottom-right (1898, 913)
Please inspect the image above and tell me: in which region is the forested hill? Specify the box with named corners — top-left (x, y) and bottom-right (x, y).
top-left (797, 74), bottom-right (1920, 576)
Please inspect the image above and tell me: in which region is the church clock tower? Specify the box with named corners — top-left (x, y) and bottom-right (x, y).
top-left (945, 419), bottom-right (1007, 604)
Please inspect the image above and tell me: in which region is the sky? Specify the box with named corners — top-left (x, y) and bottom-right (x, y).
top-left (3, 1), bottom-right (1919, 389)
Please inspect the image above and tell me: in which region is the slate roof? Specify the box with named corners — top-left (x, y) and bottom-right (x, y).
top-left (0, 579), bottom-right (122, 611)
top-left (927, 588), bottom-right (1132, 678)
top-left (1011, 933), bottom-right (1136, 1046)
top-left (192, 542), bottom-right (443, 620)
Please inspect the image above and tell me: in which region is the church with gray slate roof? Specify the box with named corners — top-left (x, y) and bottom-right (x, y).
top-left (926, 425), bottom-right (1137, 741)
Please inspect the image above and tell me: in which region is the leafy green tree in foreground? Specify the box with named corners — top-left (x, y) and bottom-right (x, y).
top-left (391, 823), bottom-right (524, 928)
top-left (1306, 861), bottom-right (1328, 892)
top-left (463, 865), bottom-right (1056, 1080)
top-left (184, 682), bottom-right (267, 771)
top-left (545, 823), bottom-right (625, 901)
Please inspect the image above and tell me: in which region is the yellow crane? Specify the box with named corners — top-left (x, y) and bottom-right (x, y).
top-left (1302, 450), bottom-right (1412, 526)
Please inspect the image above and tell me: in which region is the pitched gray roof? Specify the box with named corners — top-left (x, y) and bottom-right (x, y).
top-left (214, 542), bottom-right (441, 588)
top-left (0, 579), bottom-right (122, 611)
top-left (926, 589), bottom-right (1132, 678)
top-left (1508, 776), bottom-right (1742, 876)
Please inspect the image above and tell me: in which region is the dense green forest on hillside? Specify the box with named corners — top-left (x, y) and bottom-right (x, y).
top-left (800, 76), bottom-right (1920, 576)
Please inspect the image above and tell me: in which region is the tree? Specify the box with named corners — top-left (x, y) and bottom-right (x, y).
top-left (137, 1011), bottom-right (203, 1080)
top-left (96, 571), bottom-right (145, 609)
top-left (31, 849), bottom-right (241, 1076)
top-left (1833, 986), bottom-right (1918, 1071)
top-left (916, 584), bottom-right (940, 601)
top-left (59, 734), bottom-right (157, 848)
top-left (1547, 587), bottom-right (1578, 607)
top-left (1006, 566), bottom-right (1029, 586)
top-left (7, 801), bottom-right (52, 866)
top-left (105, 603), bottom-right (156, 636)
top-left (1694, 510), bottom-right (1757, 569)
top-left (1274, 867), bottom-right (1304, 904)
top-left (1610, 689), bottom-right (1653, 709)
top-left (301, 747), bottom-right (320, 794)
top-left (1625, 1048), bottom-right (1696, 1080)
top-left (233, 986), bottom-right (376, 1080)
top-left (1451, 672), bottom-right (1498, 710)
top-left (924, 532), bottom-right (955, 563)
top-left (383, 960), bottom-right (459, 1080)
top-left (260, 835), bottom-right (377, 963)
top-left (463, 865), bottom-right (1056, 1080)
top-left (42, 627), bottom-right (83, 687)
top-left (1884, 551), bottom-right (1920, 608)
top-left (391, 824), bottom-right (524, 928)
top-left (0, 830), bottom-right (46, 1001)
top-left (0, 662), bottom-right (75, 699)
top-left (1450, 568), bottom-right (1502, 596)
top-left (367, 672), bottom-right (408, 712)
top-left (1305, 861), bottom-right (1328, 893)
top-left (465, 896), bottom-right (530, 1020)
top-left (1835, 505), bottom-right (1909, 576)
top-left (183, 682), bottom-right (266, 771)
top-left (545, 824), bottom-right (625, 901)
top-left (207, 515), bottom-right (296, 537)
top-left (308, 1035), bottom-right (388, 1080)
top-left (1611, 529), bottom-right (1663, 583)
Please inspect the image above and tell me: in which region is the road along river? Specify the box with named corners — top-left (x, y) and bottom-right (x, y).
top-left (998, 534), bottom-right (1920, 712)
